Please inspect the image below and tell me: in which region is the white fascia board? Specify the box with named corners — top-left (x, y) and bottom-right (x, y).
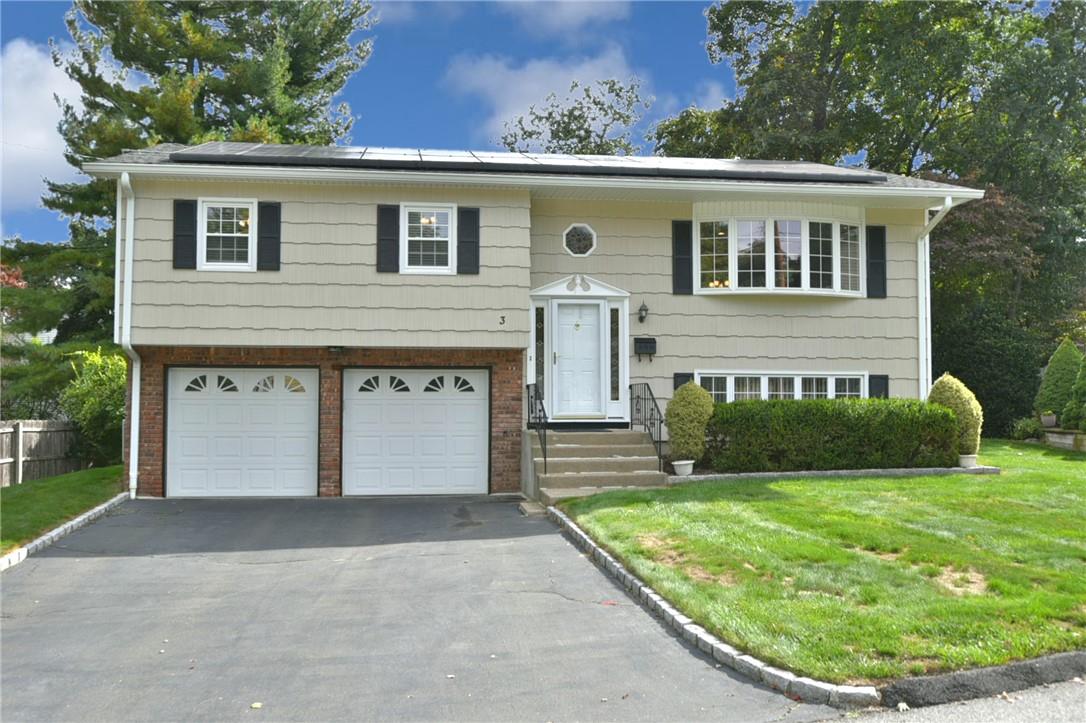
top-left (82, 161), bottom-right (986, 202)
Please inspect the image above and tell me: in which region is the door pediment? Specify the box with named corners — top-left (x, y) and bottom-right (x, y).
top-left (530, 274), bottom-right (630, 299)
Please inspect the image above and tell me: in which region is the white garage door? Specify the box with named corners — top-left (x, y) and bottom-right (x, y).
top-left (167, 368), bottom-right (319, 497)
top-left (342, 369), bottom-right (489, 495)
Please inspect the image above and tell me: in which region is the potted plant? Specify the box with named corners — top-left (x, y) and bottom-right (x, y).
top-left (1040, 410), bottom-right (1058, 428)
top-left (665, 382), bottom-right (714, 477)
top-left (927, 374), bottom-right (983, 468)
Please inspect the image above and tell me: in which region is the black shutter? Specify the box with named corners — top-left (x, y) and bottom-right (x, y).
top-left (457, 207), bottom-right (480, 274)
top-left (172, 200), bottom-right (197, 269)
top-left (376, 204), bottom-right (399, 272)
top-left (869, 375), bottom-right (890, 399)
top-left (866, 226), bottom-right (887, 298)
top-left (256, 202), bottom-right (281, 271)
top-left (672, 220), bottom-right (693, 295)
top-left (674, 372), bottom-right (694, 390)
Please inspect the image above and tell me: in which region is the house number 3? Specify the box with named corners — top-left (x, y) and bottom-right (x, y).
top-left (499, 315), bottom-right (506, 325)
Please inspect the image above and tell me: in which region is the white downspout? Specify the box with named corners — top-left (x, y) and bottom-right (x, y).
top-left (114, 183), bottom-right (122, 344)
top-left (119, 172), bottom-right (140, 499)
top-left (918, 196), bottom-right (953, 398)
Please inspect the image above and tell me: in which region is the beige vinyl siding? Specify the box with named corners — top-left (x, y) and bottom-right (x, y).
top-left (530, 199), bottom-right (926, 406)
top-left (125, 180), bottom-right (531, 347)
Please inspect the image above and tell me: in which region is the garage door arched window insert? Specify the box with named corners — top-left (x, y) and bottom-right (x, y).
top-left (389, 375), bottom-right (410, 392)
top-left (284, 375), bottom-right (306, 393)
top-left (357, 375), bottom-right (380, 392)
top-left (253, 375), bottom-right (275, 393)
top-left (424, 375), bottom-right (445, 392)
top-left (217, 375), bottom-right (239, 392)
top-left (184, 374), bottom-right (208, 392)
top-left (454, 376), bottom-right (475, 393)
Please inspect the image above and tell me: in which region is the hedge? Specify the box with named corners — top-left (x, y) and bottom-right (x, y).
top-left (705, 399), bottom-right (958, 473)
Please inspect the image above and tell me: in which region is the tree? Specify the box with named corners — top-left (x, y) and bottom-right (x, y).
top-left (501, 79), bottom-right (651, 155)
top-left (1035, 337), bottom-right (1084, 422)
top-left (59, 348), bottom-right (127, 465)
top-left (1060, 357), bottom-right (1086, 430)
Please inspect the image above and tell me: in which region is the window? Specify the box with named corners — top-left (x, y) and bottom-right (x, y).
top-left (736, 221), bottom-right (767, 288)
top-left (809, 222), bottom-right (834, 289)
top-left (401, 204), bottom-right (455, 273)
top-left (198, 199), bottom-right (256, 270)
top-left (700, 375), bottom-right (727, 403)
top-left (734, 376), bottom-right (762, 400)
top-left (774, 220), bottom-right (802, 289)
top-left (695, 372), bottom-right (868, 402)
top-left (840, 224), bottom-right (861, 292)
top-left (699, 221), bottom-right (729, 289)
top-left (563, 224), bottom-right (597, 256)
top-left (610, 307), bottom-right (620, 401)
top-left (534, 306), bottom-right (545, 395)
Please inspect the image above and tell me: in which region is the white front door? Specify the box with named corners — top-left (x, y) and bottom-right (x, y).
top-left (554, 302), bottom-right (604, 417)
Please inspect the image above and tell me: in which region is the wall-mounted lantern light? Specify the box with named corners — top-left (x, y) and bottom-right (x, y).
top-left (638, 301), bottom-right (649, 323)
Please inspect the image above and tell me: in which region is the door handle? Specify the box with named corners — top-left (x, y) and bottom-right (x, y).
top-left (553, 351), bottom-right (558, 364)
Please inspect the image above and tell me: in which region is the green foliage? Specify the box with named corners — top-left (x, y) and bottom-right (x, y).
top-left (1009, 417), bottom-right (1043, 441)
top-left (705, 399), bottom-right (958, 473)
top-left (0, 341), bottom-right (95, 419)
top-left (927, 374), bottom-right (983, 455)
top-left (501, 79), bottom-right (651, 155)
top-left (1060, 357), bottom-right (1086, 430)
top-left (665, 382), bottom-right (715, 462)
top-left (932, 305), bottom-right (1043, 437)
top-left (58, 348), bottom-right (127, 466)
top-left (1034, 338), bottom-right (1084, 424)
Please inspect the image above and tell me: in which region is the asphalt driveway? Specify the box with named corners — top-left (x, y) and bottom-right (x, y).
top-left (1, 497), bottom-right (836, 722)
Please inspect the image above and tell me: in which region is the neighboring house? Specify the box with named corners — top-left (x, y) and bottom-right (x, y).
top-left (85, 143), bottom-right (982, 499)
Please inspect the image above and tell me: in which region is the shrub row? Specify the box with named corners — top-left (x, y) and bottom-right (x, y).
top-left (704, 399), bottom-right (958, 473)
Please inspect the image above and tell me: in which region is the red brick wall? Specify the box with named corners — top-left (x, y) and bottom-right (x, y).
top-left (126, 346), bottom-right (524, 497)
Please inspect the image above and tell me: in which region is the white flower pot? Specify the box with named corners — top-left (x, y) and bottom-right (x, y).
top-left (672, 460), bottom-right (694, 476)
top-left (1041, 414), bottom-right (1058, 428)
top-left (959, 454), bottom-right (978, 468)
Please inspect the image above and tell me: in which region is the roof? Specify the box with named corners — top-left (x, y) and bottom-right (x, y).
top-left (89, 142), bottom-right (976, 194)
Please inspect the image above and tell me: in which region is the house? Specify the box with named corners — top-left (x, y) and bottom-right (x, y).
top-left (84, 143), bottom-right (982, 500)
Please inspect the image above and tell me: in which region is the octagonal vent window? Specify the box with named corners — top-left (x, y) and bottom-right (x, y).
top-left (563, 224), bottom-right (597, 256)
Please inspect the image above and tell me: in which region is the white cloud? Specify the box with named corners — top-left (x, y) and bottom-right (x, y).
top-left (374, 2), bottom-right (463, 26)
top-left (445, 45), bottom-right (642, 146)
top-left (374, 1), bottom-right (417, 24)
top-left (497, 1), bottom-right (630, 36)
top-left (693, 79), bottom-right (728, 109)
top-left (1, 38), bottom-right (82, 212)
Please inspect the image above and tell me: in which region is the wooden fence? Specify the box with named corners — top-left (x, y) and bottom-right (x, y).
top-left (0, 420), bottom-right (82, 487)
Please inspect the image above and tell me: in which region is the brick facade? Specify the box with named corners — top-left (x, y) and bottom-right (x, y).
top-left (126, 346), bottom-right (524, 497)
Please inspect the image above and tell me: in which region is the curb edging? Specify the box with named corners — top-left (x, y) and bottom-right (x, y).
top-left (0, 492), bottom-right (129, 572)
top-left (546, 505), bottom-right (880, 709)
top-left (669, 465), bottom-right (1000, 485)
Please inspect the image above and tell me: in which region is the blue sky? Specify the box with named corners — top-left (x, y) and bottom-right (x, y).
top-left (1, 1), bottom-right (733, 245)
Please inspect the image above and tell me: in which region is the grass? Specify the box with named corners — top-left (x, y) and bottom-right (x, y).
top-left (560, 440), bottom-right (1086, 684)
top-left (1, 466), bottom-right (124, 553)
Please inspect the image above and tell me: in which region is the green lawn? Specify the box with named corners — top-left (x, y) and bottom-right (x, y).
top-left (1, 466), bottom-right (124, 553)
top-left (560, 440), bottom-right (1086, 684)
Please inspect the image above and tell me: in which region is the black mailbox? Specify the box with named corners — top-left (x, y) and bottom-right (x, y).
top-left (634, 337), bottom-right (657, 362)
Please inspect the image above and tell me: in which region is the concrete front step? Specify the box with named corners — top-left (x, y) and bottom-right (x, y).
top-left (534, 456), bottom-right (661, 474)
top-left (543, 430), bottom-right (652, 446)
top-left (536, 470), bottom-right (669, 489)
top-left (540, 485), bottom-right (666, 505)
top-left (532, 443), bottom-right (656, 459)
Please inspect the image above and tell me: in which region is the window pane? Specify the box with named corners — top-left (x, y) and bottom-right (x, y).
top-left (768, 376), bottom-right (795, 399)
top-left (809, 222), bottom-right (834, 289)
top-left (774, 220), bottom-right (802, 288)
top-left (801, 377), bottom-right (829, 399)
top-left (700, 376), bottom-right (727, 403)
top-left (534, 307), bottom-right (545, 394)
top-left (840, 224), bottom-right (861, 291)
top-left (699, 220), bottom-right (729, 289)
top-left (734, 376), bottom-right (762, 400)
top-left (737, 221), bottom-right (766, 288)
top-left (610, 308), bottom-right (620, 401)
top-left (835, 377), bottom-right (862, 398)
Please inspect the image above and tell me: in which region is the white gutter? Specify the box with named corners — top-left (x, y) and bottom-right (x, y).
top-left (113, 183), bottom-right (122, 343)
top-left (119, 172), bottom-right (140, 499)
top-left (82, 161), bottom-right (987, 202)
top-left (917, 196), bottom-right (954, 398)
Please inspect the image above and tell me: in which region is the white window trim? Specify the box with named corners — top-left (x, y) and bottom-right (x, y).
top-left (399, 202), bottom-right (457, 275)
top-left (562, 223), bottom-right (598, 257)
top-left (196, 197), bottom-right (258, 272)
top-left (692, 214), bottom-right (866, 297)
top-left (693, 370), bottom-right (869, 402)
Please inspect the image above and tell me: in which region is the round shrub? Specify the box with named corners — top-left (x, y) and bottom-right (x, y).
top-left (1059, 356), bottom-right (1086, 430)
top-left (1009, 417), bottom-right (1042, 440)
top-left (927, 373), bottom-right (983, 455)
top-left (665, 381), bottom-right (714, 462)
top-left (1034, 337), bottom-right (1083, 423)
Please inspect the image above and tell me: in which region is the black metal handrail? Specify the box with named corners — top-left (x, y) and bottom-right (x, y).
top-left (630, 382), bottom-right (665, 472)
top-left (527, 383), bottom-right (548, 473)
